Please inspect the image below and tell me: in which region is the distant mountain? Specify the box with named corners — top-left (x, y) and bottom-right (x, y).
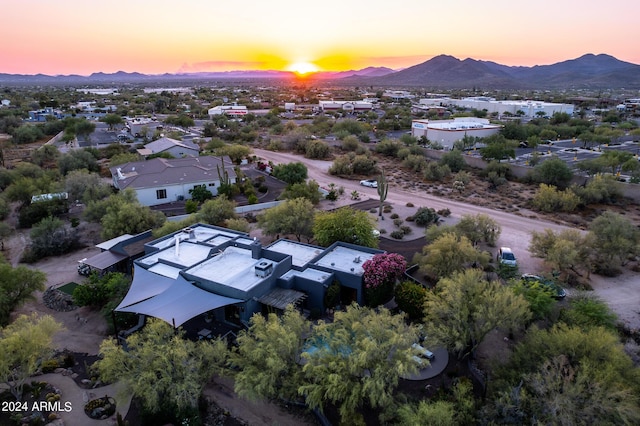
top-left (1, 55), bottom-right (639, 88)
top-left (367, 53), bottom-right (640, 88)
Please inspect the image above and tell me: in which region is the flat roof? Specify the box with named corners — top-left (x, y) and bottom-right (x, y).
top-left (185, 246), bottom-right (267, 292)
top-left (96, 234), bottom-right (134, 251)
top-left (281, 268), bottom-right (331, 282)
top-left (150, 225), bottom-right (242, 249)
top-left (268, 240), bottom-right (324, 268)
top-left (139, 242), bottom-right (211, 268)
top-left (314, 246), bottom-right (376, 275)
top-left (148, 263), bottom-right (182, 279)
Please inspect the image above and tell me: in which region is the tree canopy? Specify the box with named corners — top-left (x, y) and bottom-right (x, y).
top-left (257, 197), bottom-right (314, 242)
top-left (313, 207), bottom-right (378, 248)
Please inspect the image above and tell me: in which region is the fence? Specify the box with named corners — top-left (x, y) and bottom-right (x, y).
top-left (166, 200), bottom-right (284, 222)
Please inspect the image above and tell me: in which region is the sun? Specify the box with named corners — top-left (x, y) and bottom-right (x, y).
top-left (286, 61), bottom-right (319, 76)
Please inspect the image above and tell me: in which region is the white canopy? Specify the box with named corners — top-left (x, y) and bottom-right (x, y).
top-left (116, 275), bottom-right (242, 327)
top-left (115, 266), bottom-right (175, 310)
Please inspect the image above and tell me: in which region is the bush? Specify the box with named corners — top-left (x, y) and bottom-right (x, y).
top-left (351, 155), bottom-right (378, 175)
top-left (305, 140), bottom-right (331, 159)
top-left (390, 230), bottom-right (404, 239)
top-left (395, 281), bottom-right (427, 320)
top-left (413, 207), bottom-right (439, 227)
top-left (400, 226), bottom-right (412, 235)
top-left (532, 184), bottom-right (580, 213)
top-left (406, 202), bottom-right (414, 207)
top-left (439, 149), bottom-right (465, 172)
top-left (390, 213), bottom-right (399, 219)
top-left (402, 154), bottom-right (428, 172)
top-left (225, 218), bottom-right (250, 233)
top-left (257, 184), bottom-right (268, 193)
top-left (185, 199), bottom-right (198, 214)
top-left (437, 208), bottom-right (451, 217)
top-left (423, 162), bottom-right (451, 181)
top-left (393, 218), bottom-right (404, 227)
top-left (374, 139), bottom-right (402, 157)
top-left (247, 194), bottom-right (259, 204)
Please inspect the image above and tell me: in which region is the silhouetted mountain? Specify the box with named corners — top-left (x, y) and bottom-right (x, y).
top-left (368, 53), bottom-right (640, 88)
top-left (1, 55), bottom-right (638, 88)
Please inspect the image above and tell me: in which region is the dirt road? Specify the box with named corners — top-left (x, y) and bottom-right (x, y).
top-left (253, 148), bottom-right (640, 329)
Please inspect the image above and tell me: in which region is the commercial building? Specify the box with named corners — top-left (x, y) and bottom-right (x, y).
top-left (115, 224), bottom-right (384, 327)
top-left (318, 100), bottom-right (373, 112)
top-left (411, 118), bottom-right (502, 148)
top-left (110, 156), bottom-right (236, 206)
top-left (208, 104), bottom-right (248, 117)
top-left (447, 97), bottom-right (574, 118)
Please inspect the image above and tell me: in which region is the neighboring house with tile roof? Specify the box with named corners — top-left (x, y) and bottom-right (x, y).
top-left (137, 137), bottom-right (200, 158)
top-left (110, 156), bottom-right (236, 206)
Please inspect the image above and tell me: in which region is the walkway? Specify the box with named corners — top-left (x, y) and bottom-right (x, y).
top-left (34, 373), bottom-right (131, 425)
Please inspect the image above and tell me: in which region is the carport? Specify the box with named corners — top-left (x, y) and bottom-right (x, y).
top-left (81, 251), bottom-right (128, 273)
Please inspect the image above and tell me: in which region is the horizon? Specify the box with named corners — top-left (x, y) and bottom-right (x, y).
top-left (3, 0), bottom-right (640, 76)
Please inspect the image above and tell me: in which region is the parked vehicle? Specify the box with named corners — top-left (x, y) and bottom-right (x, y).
top-left (521, 274), bottom-right (566, 299)
top-left (497, 247), bottom-right (517, 267)
top-left (359, 179), bottom-right (378, 188)
top-left (412, 343), bottom-right (435, 360)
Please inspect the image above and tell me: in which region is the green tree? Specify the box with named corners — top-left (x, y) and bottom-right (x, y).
top-left (196, 195), bottom-right (237, 226)
top-left (532, 183), bottom-right (580, 213)
top-left (299, 305), bottom-right (420, 424)
top-left (529, 228), bottom-right (591, 278)
top-left (455, 213), bottom-right (501, 246)
top-left (0, 314), bottom-right (63, 400)
top-left (0, 258), bottom-right (47, 326)
top-left (57, 149), bottom-right (99, 175)
top-left (531, 156), bottom-right (574, 189)
top-left (589, 211), bottom-right (640, 274)
top-left (394, 280), bottom-right (428, 320)
top-left (439, 149), bottom-right (466, 172)
top-left (232, 306), bottom-right (311, 402)
top-left (272, 162), bottom-right (308, 185)
top-left (64, 169), bottom-right (112, 203)
top-left (100, 200), bottom-right (166, 240)
top-left (313, 207), bottom-right (378, 248)
top-left (511, 279), bottom-right (557, 320)
top-left (96, 319), bottom-right (228, 421)
top-left (100, 113), bottom-right (124, 131)
top-left (424, 269), bottom-right (531, 358)
top-left (560, 294), bottom-right (617, 331)
top-left (480, 135), bottom-right (516, 162)
top-left (214, 144), bottom-right (252, 164)
top-left (280, 180), bottom-right (321, 204)
top-left (414, 232), bottom-right (488, 279)
top-left (258, 198), bottom-right (314, 242)
top-left (188, 184), bottom-right (213, 203)
top-left (28, 216), bottom-right (76, 259)
top-left (487, 325), bottom-right (640, 425)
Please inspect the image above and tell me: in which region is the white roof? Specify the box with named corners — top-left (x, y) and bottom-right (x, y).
top-left (268, 240), bottom-right (324, 268)
top-left (185, 246), bottom-right (266, 292)
top-left (96, 234), bottom-right (134, 251)
top-left (314, 246), bottom-right (376, 275)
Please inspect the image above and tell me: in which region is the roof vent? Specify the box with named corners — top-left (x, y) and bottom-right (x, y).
top-left (255, 261), bottom-right (273, 278)
top-left (353, 256), bottom-right (361, 263)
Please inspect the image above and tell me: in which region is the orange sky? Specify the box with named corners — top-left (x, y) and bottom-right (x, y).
top-left (2, 0), bottom-right (639, 75)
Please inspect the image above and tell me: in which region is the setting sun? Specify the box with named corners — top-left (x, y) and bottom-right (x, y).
top-left (286, 61), bottom-right (320, 75)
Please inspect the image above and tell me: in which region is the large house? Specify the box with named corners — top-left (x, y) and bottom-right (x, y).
top-left (115, 224), bottom-right (384, 328)
top-left (136, 137), bottom-right (200, 158)
top-left (110, 156), bottom-right (236, 206)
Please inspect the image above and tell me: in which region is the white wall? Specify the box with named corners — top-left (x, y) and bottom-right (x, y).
top-left (134, 179), bottom-right (231, 206)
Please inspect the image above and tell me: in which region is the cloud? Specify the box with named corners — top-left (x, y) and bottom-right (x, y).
top-left (177, 60), bottom-right (268, 73)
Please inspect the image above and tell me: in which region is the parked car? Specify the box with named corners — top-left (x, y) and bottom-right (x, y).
top-left (359, 179), bottom-right (378, 188)
top-left (521, 274), bottom-right (566, 299)
top-left (497, 247), bottom-right (517, 267)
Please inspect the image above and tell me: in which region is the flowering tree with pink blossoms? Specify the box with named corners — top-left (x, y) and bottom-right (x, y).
top-left (362, 253), bottom-right (407, 307)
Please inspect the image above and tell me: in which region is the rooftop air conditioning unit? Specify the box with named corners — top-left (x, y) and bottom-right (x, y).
top-left (254, 261), bottom-right (273, 278)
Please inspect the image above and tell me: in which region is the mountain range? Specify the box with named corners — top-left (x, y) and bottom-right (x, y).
top-left (1, 54), bottom-right (639, 88)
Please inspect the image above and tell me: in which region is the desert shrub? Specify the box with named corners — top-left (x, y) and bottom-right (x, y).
top-left (406, 202), bottom-right (414, 207)
top-left (305, 140), bottom-right (331, 159)
top-left (258, 184), bottom-right (268, 193)
top-left (439, 149), bottom-right (465, 172)
top-left (393, 218), bottom-right (404, 227)
top-left (400, 226), bottom-right (412, 235)
top-left (351, 155), bottom-right (378, 175)
top-left (328, 155), bottom-right (352, 175)
top-left (482, 160), bottom-right (513, 180)
top-left (423, 162), bottom-right (451, 181)
top-left (532, 184), bottom-right (580, 212)
top-left (453, 171), bottom-right (471, 185)
top-left (390, 213), bottom-right (399, 219)
top-left (225, 217), bottom-right (250, 233)
top-left (560, 294), bottom-right (618, 331)
top-left (247, 194), bottom-right (258, 204)
top-left (395, 281), bottom-right (427, 320)
top-left (437, 208), bottom-right (451, 217)
top-left (383, 205), bottom-right (392, 213)
top-left (403, 154), bottom-right (428, 172)
top-left (374, 139), bottom-right (402, 157)
top-left (406, 216), bottom-right (414, 222)
top-left (413, 207), bottom-right (439, 227)
top-left (185, 199), bottom-right (198, 214)
top-left (571, 175), bottom-right (622, 205)
top-left (397, 147), bottom-right (411, 160)
top-left (369, 208), bottom-right (377, 213)
top-left (341, 135), bottom-right (360, 151)
top-left (390, 230), bottom-right (404, 239)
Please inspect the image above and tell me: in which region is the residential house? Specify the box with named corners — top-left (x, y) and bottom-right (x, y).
top-left (136, 137), bottom-right (200, 158)
top-left (115, 224), bottom-right (384, 328)
top-left (110, 156), bottom-right (236, 206)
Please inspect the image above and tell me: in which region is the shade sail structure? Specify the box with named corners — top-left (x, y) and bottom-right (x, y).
top-left (115, 266), bottom-right (176, 310)
top-left (116, 276), bottom-right (242, 327)
top-left (83, 251), bottom-right (127, 271)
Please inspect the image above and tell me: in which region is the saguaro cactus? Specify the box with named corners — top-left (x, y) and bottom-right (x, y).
top-left (377, 169), bottom-right (388, 219)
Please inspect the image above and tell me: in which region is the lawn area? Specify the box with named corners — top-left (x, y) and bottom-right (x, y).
top-left (57, 282), bottom-right (79, 296)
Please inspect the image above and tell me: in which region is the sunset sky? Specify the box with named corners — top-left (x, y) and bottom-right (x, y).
top-left (2, 0), bottom-right (639, 75)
